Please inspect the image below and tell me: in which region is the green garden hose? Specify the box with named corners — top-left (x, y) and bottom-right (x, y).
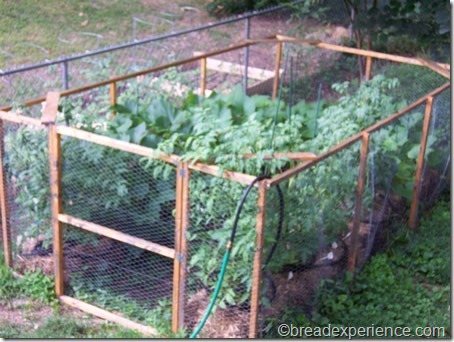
top-left (189, 175), bottom-right (270, 338)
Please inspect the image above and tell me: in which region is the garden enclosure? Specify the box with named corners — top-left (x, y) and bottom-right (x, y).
top-left (0, 35), bottom-right (450, 338)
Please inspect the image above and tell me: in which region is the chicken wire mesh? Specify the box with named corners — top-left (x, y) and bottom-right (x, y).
top-left (58, 135), bottom-right (177, 331)
top-left (259, 141), bottom-right (361, 336)
top-left (418, 88), bottom-right (451, 211)
top-left (184, 171), bottom-right (258, 338)
top-left (1, 119), bottom-right (52, 273)
top-left (0, 0), bottom-right (348, 108)
top-left (358, 104), bottom-right (427, 269)
top-left (60, 137), bottom-right (177, 247)
top-left (62, 225), bottom-right (174, 331)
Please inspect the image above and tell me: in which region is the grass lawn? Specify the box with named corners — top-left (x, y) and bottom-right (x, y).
top-left (0, 0), bottom-right (208, 68)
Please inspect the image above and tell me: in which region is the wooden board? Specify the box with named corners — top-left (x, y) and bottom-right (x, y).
top-left (59, 214), bottom-right (175, 259)
top-left (59, 295), bottom-right (157, 336)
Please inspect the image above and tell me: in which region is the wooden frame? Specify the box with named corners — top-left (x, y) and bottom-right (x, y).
top-left (267, 82), bottom-right (450, 187)
top-left (59, 214), bottom-right (175, 259)
top-left (348, 133), bottom-right (370, 272)
top-left (0, 119), bottom-right (12, 267)
top-left (249, 180), bottom-right (267, 338)
top-left (42, 92), bottom-right (64, 297)
top-left (0, 34), bottom-right (450, 339)
top-left (200, 57), bottom-right (207, 97)
top-left (408, 96), bottom-right (434, 229)
top-left (172, 162), bottom-right (190, 332)
top-left (272, 42), bottom-right (283, 99)
top-left (109, 80), bottom-right (117, 119)
top-left (59, 295), bottom-right (157, 336)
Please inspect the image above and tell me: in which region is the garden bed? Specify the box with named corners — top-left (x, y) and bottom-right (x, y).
top-left (0, 35), bottom-right (450, 338)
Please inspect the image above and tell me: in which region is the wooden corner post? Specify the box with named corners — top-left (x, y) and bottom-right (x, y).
top-left (172, 162), bottom-right (190, 333)
top-left (272, 42), bottom-right (283, 99)
top-left (348, 133), bottom-right (370, 272)
top-left (42, 92), bottom-right (64, 296)
top-left (109, 79), bottom-right (117, 120)
top-left (365, 56), bottom-right (373, 81)
top-left (200, 57), bottom-right (207, 97)
top-left (409, 96), bottom-right (434, 230)
top-left (0, 119), bottom-right (12, 267)
top-left (249, 180), bottom-right (268, 338)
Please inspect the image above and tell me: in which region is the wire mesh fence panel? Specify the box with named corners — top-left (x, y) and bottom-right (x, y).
top-left (1, 119), bottom-right (51, 273)
top-left (371, 60), bottom-right (448, 104)
top-left (58, 134), bottom-right (178, 334)
top-left (0, 65), bottom-right (62, 113)
top-left (61, 136), bottom-right (176, 247)
top-left (357, 103), bottom-right (427, 269)
top-left (417, 87), bottom-right (451, 215)
top-left (184, 171), bottom-right (258, 338)
top-left (62, 225), bottom-right (174, 333)
top-left (259, 141), bottom-right (362, 337)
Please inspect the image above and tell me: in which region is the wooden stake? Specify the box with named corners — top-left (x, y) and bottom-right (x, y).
top-left (200, 57), bottom-right (207, 97)
top-left (348, 133), bottom-right (370, 272)
top-left (0, 119), bottom-right (12, 267)
top-left (43, 92), bottom-right (63, 296)
top-left (59, 295), bottom-right (157, 336)
top-left (249, 180), bottom-right (267, 338)
top-left (109, 80), bottom-right (117, 120)
top-left (365, 56), bottom-right (373, 81)
top-left (409, 96), bottom-right (434, 230)
top-left (172, 163), bottom-right (189, 333)
top-left (272, 42), bottom-right (283, 99)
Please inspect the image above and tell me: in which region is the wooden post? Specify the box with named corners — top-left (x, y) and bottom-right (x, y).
top-left (109, 80), bottom-right (117, 120)
top-left (348, 133), bottom-right (370, 272)
top-left (272, 42), bottom-right (283, 99)
top-left (249, 180), bottom-right (267, 338)
top-left (200, 57), bottom-right (207, 97)
top-left (42, 92), bottom-right (64, 297)
top-left (172, 163), bottom-right (189, 333)
top-left (0, 119), bottom-right (12, 267)
top-left (365, 56), bottom-right (372, 81)
top-left (409, 96), bottom-right (434, 230)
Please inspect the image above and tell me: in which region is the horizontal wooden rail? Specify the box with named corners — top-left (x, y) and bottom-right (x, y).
top-left (267, 82), bottom-right (451, 186)
top-left (57, 125), bottom-right (256, 185)
top-left (56, 125), bottom-right (180, 165)
top-left (274, 35), bottom-right (451, 73)
top-left (59, 214), bottom-right (175, 259)
top-left (188, 161), bottom-right (257, 186)
top-left (0, 110), bottom-right (43, 127)
top-left (59, 295), bottom-right (157, 336)
top-left (242, 152), bottom-right (317, 161)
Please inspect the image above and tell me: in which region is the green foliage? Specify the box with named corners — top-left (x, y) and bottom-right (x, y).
top-left (0, 255), bottom-right (55, 304)
top-left (0, 256), bottom-right (20, 300)
top-left (343, 0), bottom-right (450, 58)
top-left (266, 201), bottom-right (451, 338)
top-left (206, 0), bottom-right (283, 17)
top-left (21, 269), bottom-right (56, 305)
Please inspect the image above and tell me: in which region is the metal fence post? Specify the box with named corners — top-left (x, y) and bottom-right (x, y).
top-left (243, 17), bottom-right (251, 93)
top-left (249, 180), bottom-right (267, 338)
top-left (62, 61), bottom-right (69, 90)
top-left (348, 133), bottom-right (370, 272)
top-left (0, 119), bottom-right (12, 267)
top-left (41, 92), bottom-right (64, 297)
top-left (409, 96), bottom-right (434, 230)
